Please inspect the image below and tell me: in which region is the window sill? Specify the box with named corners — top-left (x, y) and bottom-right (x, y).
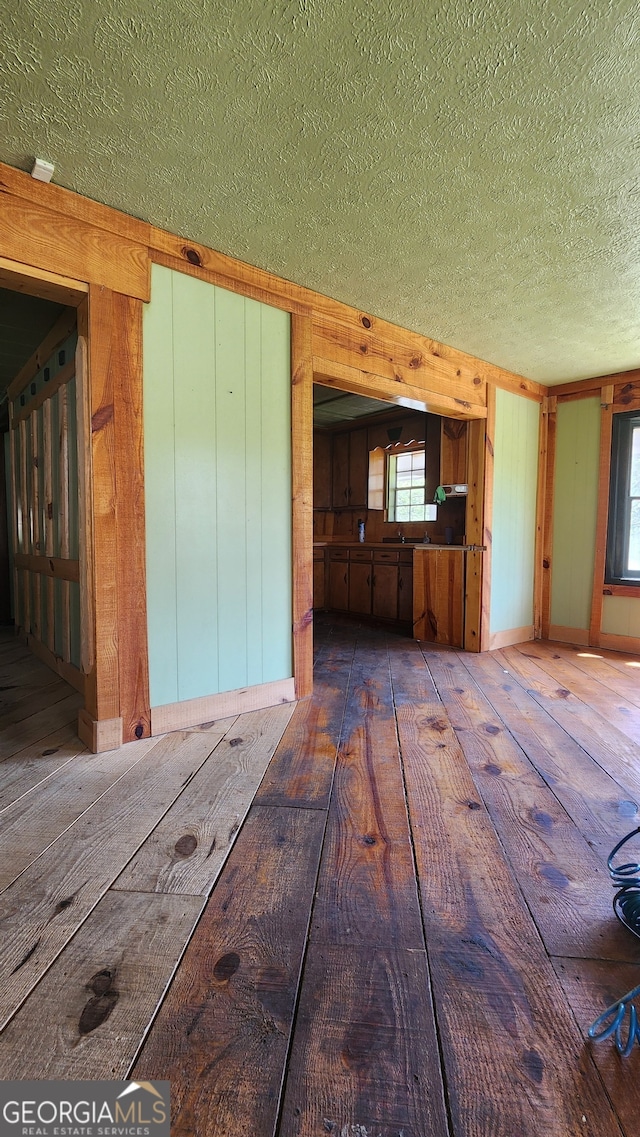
top-left (603, 584), bottom-right (640, 597)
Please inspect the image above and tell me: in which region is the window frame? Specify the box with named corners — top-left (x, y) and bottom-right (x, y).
top-left (605, 409), bottom-right (640, 586)
top-left (386, 443), bottom-right (433, 523)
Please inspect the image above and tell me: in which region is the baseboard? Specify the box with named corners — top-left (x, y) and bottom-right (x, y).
top-left (599, 632), bottom-right (640, 655)
top-left (488, 625), bottom-right (534, 651)
top-left (548, 625), bottom-right (590, 646)
top-left (77, 709), bottom-right (123, 753)
top-left (150, 677), bottom-right (297, 736)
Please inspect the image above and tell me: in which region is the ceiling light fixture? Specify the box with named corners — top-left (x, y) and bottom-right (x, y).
top-left (31, 158), bottom-right (54, 182)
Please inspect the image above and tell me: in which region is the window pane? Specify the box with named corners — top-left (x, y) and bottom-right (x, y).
top-left (396, 506), bottom-right (410, 521)
top-left (396, 469), bottom-right (413, 487)
top-left (395, 454), bottom-right (413, 472)
top-left (629, 499), bottom-right (640, 571)
top-left (409, 505), bottom-right (426, 520)
top-left (410, 487), bottom-right (424, 504)
top-left (631, 428), bottom-right (640, 497)
top-left (396, 489), bottom-right (411, 506)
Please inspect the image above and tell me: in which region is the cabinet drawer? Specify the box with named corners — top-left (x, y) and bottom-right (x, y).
top-left (313, 547), bottom-right (325, 561)
top-left (399, 549), bottom-right (414, 564)
top-left (350, 548), bottom-right (373, 562)
top-left (374, 549), bottom-right (399, 563)
top-left (328, 548), bottom-right (349, 561)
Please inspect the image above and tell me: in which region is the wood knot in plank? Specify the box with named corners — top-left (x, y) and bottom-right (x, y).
top-left (91, 404), bottom-right (114, 433)
top-left (182, 246), bottom-right (202, 266)
top-left (174, 833), bottom-right (198, 857)
top-left (78, 968), bottom-right (119, 1036)
top-left (360, 315), bottom-right (371, 328)
top-left (213, 952), bottom-right (240, 982)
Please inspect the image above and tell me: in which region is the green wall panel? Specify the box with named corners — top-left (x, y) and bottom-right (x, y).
top-left (490, 389), bottom-right (540, 635)
top-left (602, 596), bottom-right (640, 638)
top-left (143, 263), bottom-right (292, 708)
top-left (550, 398), bottom-right (600, 631)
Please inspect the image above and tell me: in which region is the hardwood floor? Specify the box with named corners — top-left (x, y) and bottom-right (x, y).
top-left (2, 622), bottom-right (640, 1135)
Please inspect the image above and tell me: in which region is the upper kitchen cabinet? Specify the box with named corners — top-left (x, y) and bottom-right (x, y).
top-left (440, 418), bottom-right (468, 485)
top-left (332, 427), bottom-right (368, 509)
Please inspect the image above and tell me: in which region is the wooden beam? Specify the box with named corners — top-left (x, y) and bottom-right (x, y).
top-left (553, 366), bottom-right (640, 399)
top-left (14, 553), bottom-right (79, 583)
top-left (313, 356), bottom-right (487, 420)
top-left (291, 313), bottom-right (314, 700)
top-left (0, 254), bottom-right (87, 306)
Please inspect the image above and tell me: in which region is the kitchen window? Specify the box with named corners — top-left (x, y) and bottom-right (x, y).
top-left (605, 410), bottom-right (640, 585)
top-left (387, 448), bottom-right (433, 522)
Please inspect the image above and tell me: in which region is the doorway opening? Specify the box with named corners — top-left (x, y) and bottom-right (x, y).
top-left (1, 274), bottom-right (89, 700)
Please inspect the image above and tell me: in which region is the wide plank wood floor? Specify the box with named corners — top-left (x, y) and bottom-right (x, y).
top-left (2, 622), bottom-right (640, 1135)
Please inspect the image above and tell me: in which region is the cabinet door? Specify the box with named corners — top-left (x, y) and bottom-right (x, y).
top-left (416, 550), bottom-right (464, 646)
top-left (331, 432), bottom-right (350, 508)
top-left (348, 428), bottom-right (369, 508)
top-left (398, 563), bottom-right (413, 623)
top-left (440, 419), bottom-right (468, 485)
top-left (313, 431), bottom-right (332, 509)
top-left (372, 564), bottom-right (398, 620)
top-left (328, 559), bottom-right (349, 610)
top-left (349, 562), bottom-right (372, 615)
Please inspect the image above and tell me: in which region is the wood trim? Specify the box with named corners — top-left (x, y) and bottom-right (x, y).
top-left (13, 553), bottom-right (79, 583)
top-left (77, 708), bottom-right (123, 754)
top-left (312, 317), bottom-right (488, 410)
top-left (86, 288), bottom-right (151, 742)
top-left (113, 296), bottom-right (151, 743)
top-left (479, 385), bottom-right (496, 651)
top-left (42, 397), bottom-right (55, 652)
top-left (150, 677), bottom-right (297, 736)
top-left (86, 285), bottom-right (120, 722)
top-left (0, 190), bottom-right (150, 301)
top-left (0, 161), bottom-right (152, 247)
top-left (588, 393), bottom-right (614, 647)
top-left (11, 358), bottom-right (75, 427)
top-left (599, 631), bottom-right (640, 655)
top-left (21, 630), bottom-right (85, 693)
top-left (313, 356), bottom-right (487, 421)
top-left (488, 625), bottom-right (535, 650)
top-left (533, 401), bottom-right (546, 638)
top-left (539, 396), bottom-right (557, 640)
top-left (552, 366), bottom-right (640, 399)
top-left (291, 314), bottom-right (314, 700)
top-left (0, 254), bottom-right (87, 306)
top-left (8, 307), bottom-right (77, 401)
top-left (463, 419), bottom-right (485, 652)
top-left (602, 584), bottom-right (640, 598)
top-left (548, 624), bottom-right (590, 646)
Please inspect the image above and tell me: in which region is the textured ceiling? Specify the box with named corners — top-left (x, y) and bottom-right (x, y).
top-left (1, 0), bottom-right (639, 384)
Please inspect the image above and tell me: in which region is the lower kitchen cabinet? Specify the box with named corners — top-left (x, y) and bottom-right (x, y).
top-left (328, 550), bottom-right (349, 611)
top-left (349, 559), bottom-right (372, 615)
top-left (413, 548), bottom-right (465, 647)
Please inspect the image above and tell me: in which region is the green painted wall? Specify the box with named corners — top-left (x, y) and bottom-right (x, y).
top-left (550, 398), bottom-right (600, 631)
top-left (490, 389), bottom-right (540, 635)
top-left (143, 263), bottom-right (292, 708)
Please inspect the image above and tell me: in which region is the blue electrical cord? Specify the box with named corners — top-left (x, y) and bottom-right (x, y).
top-left (588, 826), bottom-right (640, 1056)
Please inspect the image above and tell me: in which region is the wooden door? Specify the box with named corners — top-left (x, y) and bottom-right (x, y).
top-left (348, 427), bottom-right (368, 508)
top-left (398, 563), bottom-right (413, 623)
top-left (313, 430), bottom-right (332, 509)
top-left (328, 557), bottom-right (349, 610)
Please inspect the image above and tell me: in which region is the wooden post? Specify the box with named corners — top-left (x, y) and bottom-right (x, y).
top-left (539, 395), bottom-right (556, 640)
top-left (479, 384), bottom-right (496, 651)
top-left (589, 385), bottom-right (614, 648)
top-left (464, 417), bottom-right (486, 651)
top-left (80, 286), bottom-right (151, 750)
top-left (291, 312), bottom-right (314, 699)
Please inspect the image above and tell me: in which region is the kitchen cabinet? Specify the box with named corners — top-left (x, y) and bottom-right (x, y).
top-left (317, 544), bottom-right (417, 629)
top-left (313, 430), bottom-right (333, 509)
top-left (328, 548), bottom-right (349, 611)
top-left (413, 548), bottom-right (465, 647)
top-left (331, 428), bottom-right (368, 509)
top-left (349, 548), bottom-right (372, 614)
top-left (440, 418), bottom-right (468, 485)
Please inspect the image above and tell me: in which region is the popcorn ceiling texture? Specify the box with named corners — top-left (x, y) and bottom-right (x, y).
top-left (0, 0), bottom-right (639, 383)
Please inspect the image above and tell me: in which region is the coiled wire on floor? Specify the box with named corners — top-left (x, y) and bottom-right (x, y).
top-left (588, 826), bottom-right (640, 1056)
